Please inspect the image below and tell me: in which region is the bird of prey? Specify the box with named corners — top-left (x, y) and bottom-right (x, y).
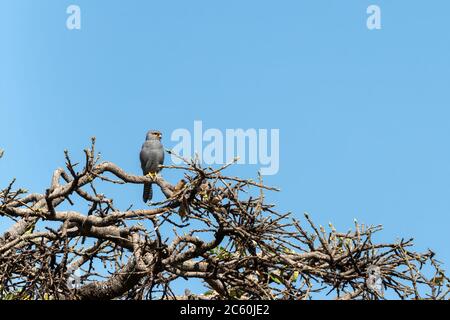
top-left (140, 130), bottom-right (164, 202)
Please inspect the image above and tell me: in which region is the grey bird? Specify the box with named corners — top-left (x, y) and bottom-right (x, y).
top-left (140, 130), bottom-right (164, 202)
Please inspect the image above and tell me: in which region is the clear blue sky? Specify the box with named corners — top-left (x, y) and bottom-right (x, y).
top-left (1, 0), bottom-right (449, 296)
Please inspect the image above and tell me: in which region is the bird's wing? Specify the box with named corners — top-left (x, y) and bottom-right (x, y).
top-left (140, 141), bottom-right (164, 174)
top-left (140, 144), bottom-right (151, 173)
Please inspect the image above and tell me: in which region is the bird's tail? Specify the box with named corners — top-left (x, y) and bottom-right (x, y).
top-left (143, 183), bottom-right (153, 203)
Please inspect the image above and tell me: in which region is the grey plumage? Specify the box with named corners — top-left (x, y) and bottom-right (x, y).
top-left (140, 130), bottom-right (164, 202)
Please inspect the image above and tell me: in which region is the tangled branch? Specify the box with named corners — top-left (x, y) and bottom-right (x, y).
top-left (0, 139), bottom-right (448, 300)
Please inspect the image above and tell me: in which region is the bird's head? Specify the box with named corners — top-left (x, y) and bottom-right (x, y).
top-left (146, 130), bottom-right (162, 141)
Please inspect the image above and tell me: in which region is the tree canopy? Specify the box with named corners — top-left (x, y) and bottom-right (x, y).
top-left (0, 139), bottom-right (448, 300)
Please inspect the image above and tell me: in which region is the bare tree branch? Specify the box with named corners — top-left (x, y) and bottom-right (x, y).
top-left (0, 140), bottom-right (448, 300)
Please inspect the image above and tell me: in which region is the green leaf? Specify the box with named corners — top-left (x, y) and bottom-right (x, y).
top-left (291, 270), bottom-right (299, 283)
top-left (203, 290), bottom-right (215, 296)
top-left (269, 272), bottom-right (282, 284)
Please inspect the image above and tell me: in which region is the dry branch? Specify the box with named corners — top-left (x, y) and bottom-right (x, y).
top-left (0, 139), bottom-right (448, 300)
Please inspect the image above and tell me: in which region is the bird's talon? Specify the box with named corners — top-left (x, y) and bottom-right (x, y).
top-left (146, 172), bottom-right (157, 179)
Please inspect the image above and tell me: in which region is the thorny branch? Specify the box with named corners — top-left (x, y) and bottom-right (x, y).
top-left (0, 139), bottom-right (448, 300)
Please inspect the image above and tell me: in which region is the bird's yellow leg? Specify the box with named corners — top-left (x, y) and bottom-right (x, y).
top-left (146, 172), bottom-right (157, 179)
